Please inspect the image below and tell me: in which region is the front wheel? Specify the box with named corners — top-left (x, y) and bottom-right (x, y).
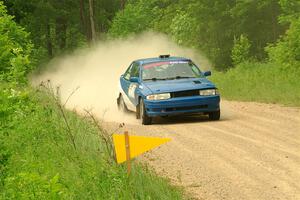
top-left (208, 110), bottom-right (220, 121)
top-left (139, 99), bottom-right (152, 125)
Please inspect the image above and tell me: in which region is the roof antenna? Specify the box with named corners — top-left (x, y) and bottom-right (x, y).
top-left (159, 54), bottom-right (170, 58)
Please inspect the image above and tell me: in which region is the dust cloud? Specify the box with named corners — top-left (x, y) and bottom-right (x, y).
top-left (32, 32), bottom-right (210, 124)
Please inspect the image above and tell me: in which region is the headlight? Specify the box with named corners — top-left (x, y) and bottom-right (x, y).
top-left (146, 93), bottom-right (171, 100)
top-left (199, 89), bottom-right (219, 96)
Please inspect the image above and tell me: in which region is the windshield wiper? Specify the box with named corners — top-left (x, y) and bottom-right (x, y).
top-left (143, 78), bottom-right (167, 81)
top-left (143, 76), bottom-right (195, 81)
top-left (167, 76), bottom-right (195, 80)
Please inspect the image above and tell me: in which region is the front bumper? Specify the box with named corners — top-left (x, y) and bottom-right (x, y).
top-left (144, 95), bottom-right (220, 117)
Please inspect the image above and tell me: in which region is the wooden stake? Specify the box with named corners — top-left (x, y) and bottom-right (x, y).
top-left (124, 131), bottom-right (131, 175)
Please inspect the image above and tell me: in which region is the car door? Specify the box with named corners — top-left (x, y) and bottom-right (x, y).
top-left (120, 62), bottom-right (140, 107)
top-left (128, 62), bottom-right (140, 105)
top-left (120, 63), bottom-right (133, 98)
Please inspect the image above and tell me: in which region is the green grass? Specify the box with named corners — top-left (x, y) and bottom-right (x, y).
top-left (0, 83), bottom-right (183, 199)
top-left (211, 62), bottom-right (300, 107)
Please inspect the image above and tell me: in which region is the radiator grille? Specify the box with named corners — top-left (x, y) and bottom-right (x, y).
top-left (171, 90), bottom-right (199, 98)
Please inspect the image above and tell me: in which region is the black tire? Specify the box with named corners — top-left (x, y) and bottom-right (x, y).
top-left (209, 110), bottom-right (220, 121)
top-left (117, 94), bottom-right (128, 112)
top-left (136, 104), bottom-right (140, 119)
top-left (139, 99), bottom-right (152, 125)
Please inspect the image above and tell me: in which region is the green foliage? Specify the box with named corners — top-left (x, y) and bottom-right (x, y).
top-left (278, 0), bottom-right (300, 23)
top-left (3, 173), bottom-right (67, 199)
top-left (231, 35), bottom-right (251, 66)
top-left (0, 138), bottom-right (10, 188)
top-left (0, 1), bottom-right (33, 84)
top-left (3, 0), bottom-right (120, 59)
top-left (109, 0), bottom-right (285, 70)
top-left (109, 1), bottom-right (159, 38)
top-left (211, 62), bottom-right (300, 106)
top-left (0, 83), bottom-right (183, 199)
top-left (170, 11), bottom-right (199, 47)
top-left (209, 1), bottom-right (300, 105)
top-left (267, 0), bottom-right (300, 69)
top-left (266, 17), bottom-right (300, 69)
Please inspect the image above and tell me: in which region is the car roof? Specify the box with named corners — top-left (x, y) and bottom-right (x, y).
top-left (134, 56), bottom-right (191, 65)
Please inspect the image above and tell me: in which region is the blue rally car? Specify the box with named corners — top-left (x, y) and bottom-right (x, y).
top-left (117, 55), bottom-right (220, 125)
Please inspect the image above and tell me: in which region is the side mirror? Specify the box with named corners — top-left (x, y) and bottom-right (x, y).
top-left (130, 77), bottom-right (139, 83)
top-left (203, 71), bottom-right (212, 77)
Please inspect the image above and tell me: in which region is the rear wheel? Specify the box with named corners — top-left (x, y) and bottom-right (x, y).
top-left (117, 94), bottom-right (128, 112)
top-left (208, 110), bottom-right (220, 121)
top-left (139, 99), bottom-right (152, 125)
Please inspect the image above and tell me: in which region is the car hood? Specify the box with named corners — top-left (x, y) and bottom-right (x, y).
top-left (142, 78), bottom-right (216, 94)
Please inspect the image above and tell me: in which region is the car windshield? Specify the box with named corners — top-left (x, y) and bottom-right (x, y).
top-left (142, 61), bottom-right (204, 81)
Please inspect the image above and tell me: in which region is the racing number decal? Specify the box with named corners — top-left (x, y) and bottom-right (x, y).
top-left (128, 83), bottom-right (137, 99)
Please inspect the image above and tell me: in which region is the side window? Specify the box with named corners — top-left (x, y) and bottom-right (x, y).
top-left (130, 63), bottom-right (140, 78)
top-left (124, 63), bottom-right (133, 80)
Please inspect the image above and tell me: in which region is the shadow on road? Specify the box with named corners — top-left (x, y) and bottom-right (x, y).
top-left (115, 109), bottom-right (233, 126)
top-left (152, 114), bottom-right (230, 125)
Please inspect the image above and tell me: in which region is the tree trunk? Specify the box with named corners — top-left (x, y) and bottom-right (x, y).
top-left (88, 0), bottom-right (96, 43)
top-left (56, 17), bottom-right (67, 49)
top-left (121, 0), bottom-right (126, 10)
top-left (80, 0), bottom-right (91, 42)
top-left (46, 23), bottom-right (53, 57)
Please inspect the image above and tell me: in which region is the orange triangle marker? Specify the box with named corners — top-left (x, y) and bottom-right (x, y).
top-left (113, 134), bottom-right (171, 164)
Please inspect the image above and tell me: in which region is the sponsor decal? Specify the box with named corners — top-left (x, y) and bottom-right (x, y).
top-left (143, 61), bottom-right (189, 69)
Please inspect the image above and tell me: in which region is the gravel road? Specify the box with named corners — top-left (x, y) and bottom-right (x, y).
top-left (105, 100), bottom-right (300, 200)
